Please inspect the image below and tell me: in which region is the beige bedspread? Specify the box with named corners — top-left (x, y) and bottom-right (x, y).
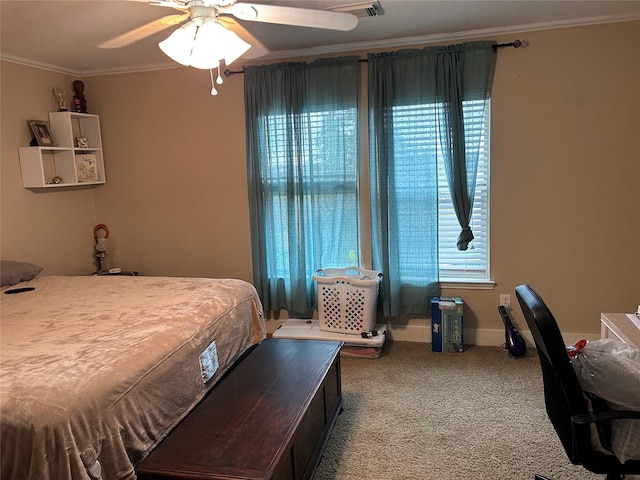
top-left (0, 275), bottom-right (265, 480)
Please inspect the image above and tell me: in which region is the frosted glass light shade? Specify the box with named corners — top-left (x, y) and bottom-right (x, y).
top-left (218, 24), bottom-right (251, 65)
top-left (159, 18), bottom-right (251, 70)
top-left (158, 21), bottom-right (198, 66)
top-left (189, 19), bottom-right (225, 69)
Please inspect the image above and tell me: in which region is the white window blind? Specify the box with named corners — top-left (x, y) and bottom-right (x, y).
top-left (391, 99), bottom-right (490, 282)
top-left (437, 100), bottom-right (490, 281)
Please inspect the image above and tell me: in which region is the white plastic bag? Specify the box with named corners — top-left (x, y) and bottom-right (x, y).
top-left (570, 338), bottom-right (640, 462)
top-left (571, 338), bottom-right (640, 410)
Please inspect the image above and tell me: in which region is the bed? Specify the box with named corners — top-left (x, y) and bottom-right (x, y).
top-left (0, 269), bottom-right (266, 480)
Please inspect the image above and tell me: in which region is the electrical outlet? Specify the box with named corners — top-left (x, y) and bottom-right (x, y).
top-left (500, 294), bottom-right (511, 307)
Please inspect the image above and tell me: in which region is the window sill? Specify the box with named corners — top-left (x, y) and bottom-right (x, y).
top-left (440, 280), bottom-right (495, 290)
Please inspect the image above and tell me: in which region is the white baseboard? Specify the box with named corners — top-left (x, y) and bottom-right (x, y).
top-left (382, 323), bottom-right (600, 348)
top-left (266, 320), bottom-right (600, 348)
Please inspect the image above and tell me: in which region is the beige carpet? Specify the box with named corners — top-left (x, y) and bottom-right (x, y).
top-left (314, 341), bottom-right (636, 480)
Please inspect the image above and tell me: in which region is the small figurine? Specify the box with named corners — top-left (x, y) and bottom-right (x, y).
top-left (52, 86), bottom-right (68, 111)
top-left (72, 80), bottom-right (88, 113)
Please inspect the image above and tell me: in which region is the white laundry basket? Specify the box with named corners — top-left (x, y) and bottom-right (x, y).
top-left (313, 267), bottom-right (382, 335)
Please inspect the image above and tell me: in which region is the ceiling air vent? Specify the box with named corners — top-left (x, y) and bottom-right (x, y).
top-left (330, 1), bottom-right (383, 18)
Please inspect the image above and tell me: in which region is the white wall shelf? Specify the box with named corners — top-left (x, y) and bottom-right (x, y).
top-left (18, 112), bottom-right (106, 188)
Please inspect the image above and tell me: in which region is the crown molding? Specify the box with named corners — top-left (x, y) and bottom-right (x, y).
top-left (0, 54), bottom-right (79, 76)
top-left (2, 13), bottom-right (638, 77)
top-left (262, 12), bottom-right (640, 61)
top-left (81, 63), bottom-right (181, 77)
top-left (0, 53), bottom-right (181, 77)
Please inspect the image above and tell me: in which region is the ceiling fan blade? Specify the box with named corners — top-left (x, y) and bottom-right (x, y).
top-left (148, 0), bottom-right (189, 8)
top-left (218, 17), bottom-right (269, 60)
top-left (223, 3), bottom-right (358, 31)
top-left (98, 13), bottom-right (189, 48)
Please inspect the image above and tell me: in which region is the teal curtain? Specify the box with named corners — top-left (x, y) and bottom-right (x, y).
top-left (368, 41), bottom-right (494, 316)
top-left (433, 42), bottom-right (495, 250)
top-left (244, 57), bottom-right (360, 316)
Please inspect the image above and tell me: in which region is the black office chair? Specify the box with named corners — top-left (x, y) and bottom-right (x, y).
top-left (515, 284), bottom-right (640, 480)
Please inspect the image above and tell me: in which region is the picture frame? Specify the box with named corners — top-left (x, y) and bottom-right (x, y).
top-left (27, 120), bottom-right (56, 147)
top-left (75, 153), bottom-right (98, 182)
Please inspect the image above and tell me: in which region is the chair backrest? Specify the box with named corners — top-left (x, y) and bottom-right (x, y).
top-left (514, 284), bottom-right (594, 463)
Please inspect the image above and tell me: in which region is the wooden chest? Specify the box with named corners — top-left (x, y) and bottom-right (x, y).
top-left (137, 338), bottom-right (343, 480)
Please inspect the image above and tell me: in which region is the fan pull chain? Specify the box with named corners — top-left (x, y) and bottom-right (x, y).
top-left (209, 66), bottom-right (225, 95)
top-left (209, 68), bottom-right (217, 96)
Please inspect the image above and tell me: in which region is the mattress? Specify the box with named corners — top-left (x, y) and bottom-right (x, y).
top-left (0, 275), bottom-right (266, 480)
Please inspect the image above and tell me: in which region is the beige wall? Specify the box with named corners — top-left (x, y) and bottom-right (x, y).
top-left (0, 63), bottom-right (98, 274)
top-left (457, 21), bottom-right (639, 337)
top-left (1, 21), bottom-right (638, 337)
top-left (89, 67), bottom-right (254, 281)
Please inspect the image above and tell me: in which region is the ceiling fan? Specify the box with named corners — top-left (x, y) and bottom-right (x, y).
top-left (100, 0), bottom-right (360, 62)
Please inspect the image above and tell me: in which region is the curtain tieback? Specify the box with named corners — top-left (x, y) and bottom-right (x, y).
top-left (457, 226), bottom-right (474, 251)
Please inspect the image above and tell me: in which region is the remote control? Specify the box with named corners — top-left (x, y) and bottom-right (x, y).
top-left (4, 287), bottom-right (36, 294)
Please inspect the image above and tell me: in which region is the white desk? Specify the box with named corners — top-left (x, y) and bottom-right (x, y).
top-left (600, 312), bottom-right (640, 346)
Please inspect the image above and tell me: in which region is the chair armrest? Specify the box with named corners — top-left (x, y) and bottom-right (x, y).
top-left (572, 409), bottom-right (640, 424)
top-left (573, 393), bottom-right (640, 453)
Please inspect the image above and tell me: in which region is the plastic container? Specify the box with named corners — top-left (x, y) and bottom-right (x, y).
top-left (313, 267), bottom-right (382, 335)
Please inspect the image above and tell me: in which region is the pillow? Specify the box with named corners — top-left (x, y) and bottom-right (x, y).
top-left (1, 260), bottom-right (43, 287)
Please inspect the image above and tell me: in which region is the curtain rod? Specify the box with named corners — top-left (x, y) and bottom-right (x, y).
top-left (224, 39), bottom-right (526, 77)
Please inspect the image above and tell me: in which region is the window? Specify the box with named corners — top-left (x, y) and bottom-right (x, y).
top-left (256, 100), bottom-right (490, 296)
top-left (387, 99), bottom-right (490, 283)
top-left (244, 59), bottom-right (361, 314)
top-left (437, 100), bottom-right (490, 281)
top-left (262, 107), bottom-right (360, 281)
top-left (246, 47), bottom-right (494, 316)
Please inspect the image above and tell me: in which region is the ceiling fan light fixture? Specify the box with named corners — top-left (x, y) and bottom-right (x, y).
top-left (189, 18), bottom-right (224, 69)
top-left (219, 26), bottom-right (251, 66)
top-left (158, 20), bottom-right (198, 66)
top-left (158, 17), bottom-right (251, 70)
